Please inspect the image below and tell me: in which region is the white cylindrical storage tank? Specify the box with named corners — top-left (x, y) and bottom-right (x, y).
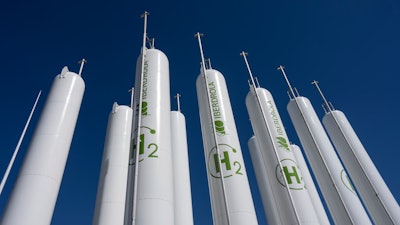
top-left (287, 96), bottom-right (372, 225)
top-left (0, 67), bottom-right (85, 225)
top-left (196, 69), bottom-right (258, 225)
top-left (248, 136), bottom-right (282, 225)
top-left (291, 144), bottom-right (330, 225)
top-left (92, 103), bottom-right (133, 225)
top-left (170, 111), bottom-right (194, 225)
top-left (246, 87), bottom-right (320, 225)
top-left (323, 110), bottom-right (400, 224)
top-left (129, 48), bottom-right (174, 225)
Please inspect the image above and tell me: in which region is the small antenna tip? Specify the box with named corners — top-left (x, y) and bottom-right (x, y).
top-left (141, 11), bottom-right (150, 17)
top-left (194, 32), bottom-right (204, 37)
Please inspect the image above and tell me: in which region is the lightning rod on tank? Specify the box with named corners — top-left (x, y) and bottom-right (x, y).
top-left (241, 52), bottom-right (301, 224)
top-left (242, 53), bottom-right (321, 225)
top-left (195, 32), bottom-right (232, 225)
top-left (92, 102), bottom-right (133, 225)
top-left (0, 62), bottom-right (86, 225)
top-left (171, 94), bottom-right (194, 225)
top-left (124, 11), bottom-right (149, 225)
top-left (313, 80), bottom-right (400, 225)
top-left (280, 66), bottom-right (372, 225)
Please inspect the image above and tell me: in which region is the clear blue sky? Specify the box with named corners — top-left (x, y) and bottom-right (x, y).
top-left (1, 1), bottom-right (399, 224)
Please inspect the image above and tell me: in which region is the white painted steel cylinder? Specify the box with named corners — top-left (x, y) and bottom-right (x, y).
top-left (291, 144), bottom-right (331, 225)
top-left (248, 136), bottom-right (282, 225)
top-left (92, 103), bottom-right (132, 225)
top-left (170, 111), bottom-right (194, 225)
top-left (196, 69), bottom-right (258, 225)
top-left (128, 48), bottom-right (174, 225)
top-left (0, 68), bottom-right (85, 225)
top-left (323, 110), bottom-right (400, 224)
top-left (287, 96), bottom-right (372, 225)
top-left (246, 87), bottom-right (320, 225)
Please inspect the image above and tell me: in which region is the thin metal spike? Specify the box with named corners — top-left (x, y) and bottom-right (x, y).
top-left (278, 65), bottom-right (297, 99)
top-left (78, 59), bottom-right (87, 76)
top-left (311, 80), bottom-right (333, 112)
top-left (174, 93), bottom-right (181, 112)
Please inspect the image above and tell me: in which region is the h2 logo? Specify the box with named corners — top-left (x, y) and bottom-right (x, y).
top-left (130, 126), bottom-right (158, 164)
top-left (208, 144), bottom-right (243, 178)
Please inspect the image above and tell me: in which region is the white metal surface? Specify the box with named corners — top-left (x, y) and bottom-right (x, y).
top-left (196, 68), bottom-right (258, 225)
top-left (0, 67), bottom-right (85, 225)
top-left (92, 103), bottom-right (132, 225)
top-left (287, 96), bottom-right (372, 225)
top-left (291, 144), bottom-right (331, 225)
top-left (129, 48), bottom-right (174, 225)
top-left (323, 110), bottom-right (400, 224)
top-left (246, 87), bottom-right (319, 225)
top-left (247, 136), bottom-right (282, 225)
top-left (170, 111), bottom-right (194, 225)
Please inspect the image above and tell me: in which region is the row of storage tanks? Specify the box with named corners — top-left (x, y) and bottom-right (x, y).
top-left (1, 43), bottom-right (399, 225)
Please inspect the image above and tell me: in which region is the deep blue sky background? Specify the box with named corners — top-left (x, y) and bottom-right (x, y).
top-left (1, 1), bottom-right (399, 224)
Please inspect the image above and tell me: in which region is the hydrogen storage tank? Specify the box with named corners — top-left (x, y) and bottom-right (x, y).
top-left (290, 144), bottom-right (330, 225)
top-left (0, 67), bottom-right (85, 225)
top-left (323, 109), bottom-right (400, 224)
top-left (196, 68), bottom-right (258, 225)
top-left (246, 87), bottom-right (320, 225)
top-left (127, 47), bottom-right (174, 225)
top-left (92, 103), bottom-right (133, 225)
top-left (248, 136), bottom-right (282, 225)
top-left (287, 96), bottom-right (372, 225)
top-left (170, 110), bottom-right (194, 225)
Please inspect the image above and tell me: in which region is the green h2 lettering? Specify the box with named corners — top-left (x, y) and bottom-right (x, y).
top-left (214, 151), bottom-right (231, 173)
top-left (283, 166), bottom-right (301, 184)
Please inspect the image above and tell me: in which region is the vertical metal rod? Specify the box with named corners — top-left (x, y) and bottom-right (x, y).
top-left (240, 53), bottom-right (301, 224)
top-left (240, 52), bottom-right (257, 93)
top-left (195, 32), bottom-right (232, 225)
top-left (174, 93), bottom-right (181, 112)
top-left (0, 90), bottom-right (41, 195)
top-left (129, 87), bottom-right (135, 109)
top-left (78, 59), bottom-right (87, 76)
top-left (128, 11), bottom-right (149, 225)
top-left (311, 80), bottom-right (332, 112)
top-left (278, 66), bottom-right (296, 98)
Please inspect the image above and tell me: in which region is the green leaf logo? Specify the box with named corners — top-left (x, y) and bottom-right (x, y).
top-left (277, 136), bottom-right (290, 151)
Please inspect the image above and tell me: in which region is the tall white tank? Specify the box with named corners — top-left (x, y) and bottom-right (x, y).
top-left (290, 144), bottom-right (331, 225)
top-left (196, 68), bottom-right (258, 225)
top-left (246, 87), bottom-right (320, 225)
top-left (247, 136), bottom-right (282, 225)
top-left (170, 110), bottom-right (194, 225)
top-left (323, 110), bottom-right (400, 224)
top-left (0, 67), bottom-right (85, 225)
top-left (128, 48), bottom-right (174, 225)
top-left (287, 96), bottom-right (372, 224)
top-left (92, 103), bottom-right (133, 225)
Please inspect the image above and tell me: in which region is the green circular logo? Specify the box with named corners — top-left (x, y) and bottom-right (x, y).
top-left (275, 158), bottom-right (304, 190)
top-left (214, 120), bottom-right (225, 135)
